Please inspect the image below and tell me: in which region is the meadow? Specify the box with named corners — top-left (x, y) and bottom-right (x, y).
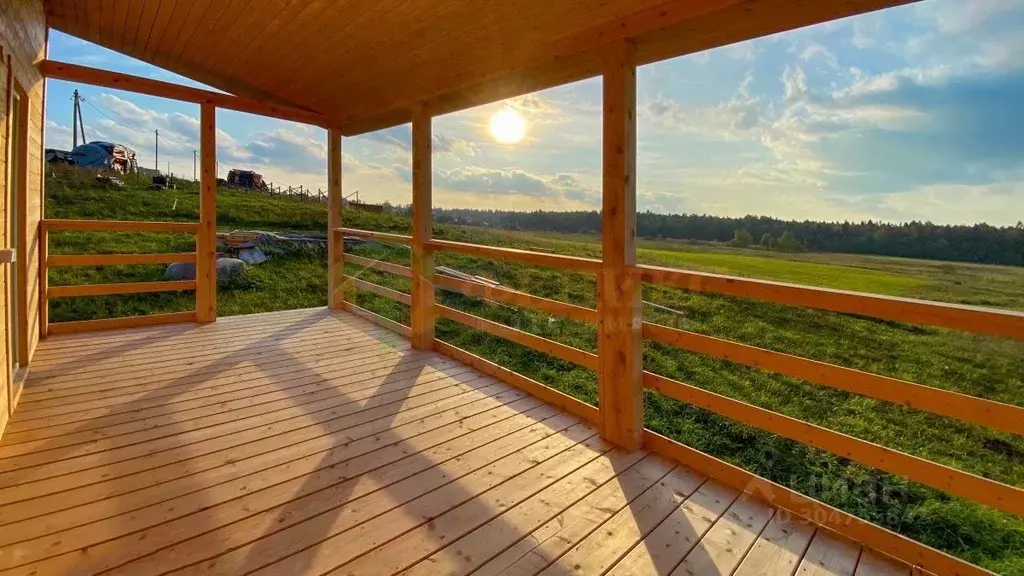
top-left (44, 173), bottom-right (1024, 574)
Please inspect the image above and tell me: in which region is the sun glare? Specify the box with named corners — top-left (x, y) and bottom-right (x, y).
top-left (489, 108), bottom-right (527, 144)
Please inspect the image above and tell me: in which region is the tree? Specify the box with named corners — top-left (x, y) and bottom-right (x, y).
top-left (760, 233), bottom-right (773, 249)
top-left (730, 228), bottom-right (754, 247)
top-left (776, 230), bottom-right (804, 252)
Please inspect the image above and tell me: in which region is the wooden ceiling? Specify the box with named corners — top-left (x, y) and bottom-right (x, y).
top-left (44, 0), bottom-right (916, 134)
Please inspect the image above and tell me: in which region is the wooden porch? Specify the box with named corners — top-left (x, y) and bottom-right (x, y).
top-left (0, 307), bottom-right (908, 576)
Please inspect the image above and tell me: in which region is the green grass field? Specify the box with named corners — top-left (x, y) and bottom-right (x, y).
top-left (45, 172), bottom-right (1024, 574)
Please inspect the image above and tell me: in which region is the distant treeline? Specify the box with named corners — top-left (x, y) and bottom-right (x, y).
top-left (428, 208), bottom-right (1024, 266)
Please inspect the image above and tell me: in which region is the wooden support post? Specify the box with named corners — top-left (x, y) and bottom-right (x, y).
top-left (410, 103), bottom-right (435, 350)
top-left (598, 40), bottom-right (643, 450)
top-left (328, 129), bottom-right (344, 309)
top-left (39, 226), bottom-right (48, 339)
top-left (195, 104), bottom-right (217, 323)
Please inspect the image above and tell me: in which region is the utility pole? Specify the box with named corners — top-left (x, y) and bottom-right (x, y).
top-left (72, 90), bottom-right (80, 148)
top-left (78, 95), bottom-right (86, 144)
top-left (193, 149), bottom-right (197, 181)
top-left (154, 129), bottom-right (160, 171)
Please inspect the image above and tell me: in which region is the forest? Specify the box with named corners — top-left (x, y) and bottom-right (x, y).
top-left (428, 208), bottom-right (1024, 266)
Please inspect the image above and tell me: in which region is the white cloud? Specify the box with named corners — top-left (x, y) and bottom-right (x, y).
top-left (915, 0), bottom-right (1020, 34)
top-left (850, 20), bottom-right (877, 49)
top-left (430, 166), bottom-right (598, 204)
top-left (850, 179), bottom-right (1024, 226)
top-left (799, 43), bottom-right (839, 69)
top-left (509, 94), bottom-right (563, 124)
top-left (359, 125), bottom-right (479, 159)
top-left (641, 73), bottom-right (763, 141)
top-left (831, 65), bottom-right (951, 99)
top-left (782, 66), bottom-right (809, 102)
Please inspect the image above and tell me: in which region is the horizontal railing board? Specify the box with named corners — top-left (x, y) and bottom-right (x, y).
top-left (435, 304), bottom-right (598, 370)
top-left (434, 275), bottom-right (598, 324)
top-left (644, 432), bottom-right (994, 576)
top-left (48, 280), bottom-right (198, 298)
top-left (427, 238), bottom-right (602, 273)
top-left (636, 264), bottom-right (1024, 341)
top-left (48, 253), bottom-right (197, 267)
top-left (435, 340), bottom-right (600, 425)
top-left (343, 302), bottom-right (412, 338)
top-left (642, 321), bottom-right (1024, 436)
top-left (43, 219), bottom-right (199, 233)
top-left (47, 281), bottom-right (197, 299)
top-left (643, 371), bottom-right (1024, 518)
top-left (337, 227), bottom-right (413, 245)
top-left (342, 254), bottom-right (413, 278)
top-left (345, 276), bottom-right (412, 305)
top-left (47, 312), bottom-right (198, 336)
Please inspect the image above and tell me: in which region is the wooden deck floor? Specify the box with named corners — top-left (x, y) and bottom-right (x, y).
top-left (0, 308), bottom-right (910, 575)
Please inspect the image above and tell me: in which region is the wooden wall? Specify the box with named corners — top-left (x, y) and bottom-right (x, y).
top-left (0, 0), bottom-right (46, 438)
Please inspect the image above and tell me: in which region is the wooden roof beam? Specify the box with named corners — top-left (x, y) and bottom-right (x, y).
top-left (40, 59), bottom-right (338, 128)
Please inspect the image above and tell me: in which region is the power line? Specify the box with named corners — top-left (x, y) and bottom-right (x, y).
top-left (80, 96), bottom-right (148, 131)
top-left (81, 96), bottom-right (196, 150)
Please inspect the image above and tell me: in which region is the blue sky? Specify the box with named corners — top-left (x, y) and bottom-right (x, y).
top-left (44, 0), bottom-right (1024, 225)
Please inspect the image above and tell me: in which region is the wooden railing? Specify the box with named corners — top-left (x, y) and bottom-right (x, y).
top-left (40, 219), bottom-right (204, 335)
top-left (636, 264), bottom-right (1024, 519)
top-left (334, 230), bottom-right (603, 425)
top-left (333, 224), bottom-right (1024, 576)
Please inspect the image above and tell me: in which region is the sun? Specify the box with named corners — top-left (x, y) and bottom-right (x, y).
top-left (489, 108), bottom-right (527, 144)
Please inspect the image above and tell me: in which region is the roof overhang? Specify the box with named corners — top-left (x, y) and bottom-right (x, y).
top-left (43, 0), bottom-right (918, 135)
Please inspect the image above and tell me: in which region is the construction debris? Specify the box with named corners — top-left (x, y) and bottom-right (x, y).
top-left (436, 266), bottom-right (501, 288)
top-left (226, 169), bottom-right (269, 191)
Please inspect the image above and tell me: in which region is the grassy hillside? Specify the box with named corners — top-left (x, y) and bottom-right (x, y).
top-left (45, 172), bottom-right (1024, 574)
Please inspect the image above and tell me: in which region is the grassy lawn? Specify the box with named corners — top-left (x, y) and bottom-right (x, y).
top-left (44, 173), bottom-right (1024, 574)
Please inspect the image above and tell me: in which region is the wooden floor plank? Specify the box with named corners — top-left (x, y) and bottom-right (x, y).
top-left (10, 342), bottom-right (420, 427)
top-left (332, 431), bottom-right (623, 575)
top-left (0, 372), bottom-right (494, 486)
top-left (5, 373), bottom-right (486, 472)
top-left (29, 307), bottom-right (331, 361)
top-left (0, 354), bottom-right (448, 451)
top-left (26, 317), bottom-right (380, 382)
top-left (1, 395), bottom-right (545, 541)
top-left (854, 548), bottom-right (911, 576)
top-left (735, 513), bottom-right (817, 576)
top-left (671, 494), bottom-right (775, 576)
top-left (0, 382), bottom-right (517, 508)
top-left (0, 389), bottom-right (532, 527)
top-left (5, 348), bottom-right (434, 436)
top-left (797, 529), bottom-right (863, 576)
top-left (539, 465), bottom-right (706, 576)
top-left (5, 405), bottom-right (574, 573)
top-left (25, 315), bottom-right (380, 379)
top-left (0, 361), bottom-right (472, 463)
top-left (25, 318), bottom-right (394, 387)
top-left (20, 333), bottom-right (403, 409)
top-left (401, 449), bottom-right (650, 576)
top-left (15, 332), bottom-right (410, 413)
top-left (108, 423), bottom-right (598, 576)
top-left (473, 453), bottom-right (677, 576)
top-left (607, 479), bottom-right (739, 575)
top-left (0, 308), bottom-right (913, 576)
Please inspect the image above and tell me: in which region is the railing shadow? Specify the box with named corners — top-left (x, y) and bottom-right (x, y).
top-left (0, 309), bottom-right (403, 570)
top-left (0, 308), bottom-right (599, 574)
